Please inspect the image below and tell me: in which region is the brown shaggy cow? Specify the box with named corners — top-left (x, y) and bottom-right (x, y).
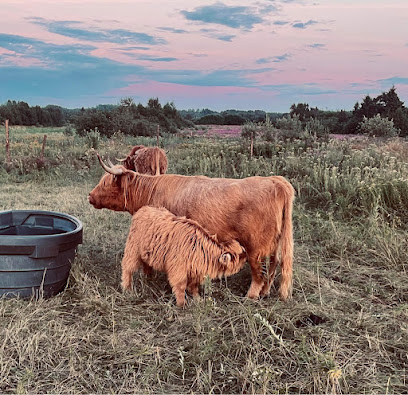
top-left (119, 145), bottom-right (168, 175)
top-left (121, 206), bottom-right (247, 306)
top-left (89, 155), bottom-right (295, 301)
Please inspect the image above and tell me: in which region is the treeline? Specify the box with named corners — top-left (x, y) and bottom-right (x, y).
top-left (180, 87), bottom-right (408, 137)
top-left (73, 98), bottom-right (192, 137)
top-left (0, 98), bottom-right (193, 137)
top-left (1, 86), bottom-right (407, 137)
top-left (289, 86), bottom-right (408, 137)
top-left (0, 100), bottom-right (69, 127)
top-left (179, 108), bottom-right (283, 125)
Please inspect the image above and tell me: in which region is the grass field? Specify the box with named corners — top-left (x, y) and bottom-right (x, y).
top-left (0, 125), bottom-right (407, 393)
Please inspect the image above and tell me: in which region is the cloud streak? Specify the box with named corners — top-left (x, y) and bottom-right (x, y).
top-left (29, 17), bottom-right (167, 45)
top-left (292, 20), bottom-right (318, 29)
top-left (181, 3), bottom-right (264, 30)
top-left (256, 53), bottom-right (291, 64)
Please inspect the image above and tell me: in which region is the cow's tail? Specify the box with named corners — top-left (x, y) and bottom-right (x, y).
top-left (278, 179), bottom-right (294, 301)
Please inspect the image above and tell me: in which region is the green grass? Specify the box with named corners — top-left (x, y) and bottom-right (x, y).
top-left (0, 130), bottom-right (407, 393)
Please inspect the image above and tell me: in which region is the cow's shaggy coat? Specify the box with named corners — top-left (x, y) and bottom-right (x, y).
top-left (121, 206), bottom-right (246, 306)
top-left (89, 157), bottom-right (295, 300)
top-left (120, 145), bottom-right (168, 175)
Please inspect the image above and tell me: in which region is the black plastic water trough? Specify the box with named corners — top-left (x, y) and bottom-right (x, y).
top-left (0, 210), bottom-right (83, 299)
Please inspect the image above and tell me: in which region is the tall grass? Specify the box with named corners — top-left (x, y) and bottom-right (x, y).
top-left (0, 129), bottom-right (407, 393)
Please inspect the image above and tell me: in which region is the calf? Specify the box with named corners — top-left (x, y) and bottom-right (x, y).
top-left (121, 206), bottom-right (247, 307)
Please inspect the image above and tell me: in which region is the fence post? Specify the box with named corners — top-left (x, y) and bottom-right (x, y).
top-left (250, 132), bottom-right (254, 159)
top-left (40, 134), bottom-right (47, 161)
top-left (156, 124), bottom-right (160, 146)
top-left (5, 119), bottom-right (10, 171)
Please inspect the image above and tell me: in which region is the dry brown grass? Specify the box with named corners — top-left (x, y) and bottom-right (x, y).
top-left (0, 132), bottom-right (407, 394)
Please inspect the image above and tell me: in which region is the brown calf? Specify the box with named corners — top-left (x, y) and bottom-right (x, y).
top-left (121, 206), bottom-right (247, 306)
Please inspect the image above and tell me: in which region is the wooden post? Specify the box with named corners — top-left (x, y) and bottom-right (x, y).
top-left (250, 132), bottom-right (254, 159)
top-left (40, 134), bottom-right (47, 161)
top-left (156, 124), bottom-right (160, 146)
top-left (5, 119), bottom-right (10, 170)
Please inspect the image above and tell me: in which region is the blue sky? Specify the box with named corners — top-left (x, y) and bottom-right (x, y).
top-left (0, 0), bottom-right (407, 111)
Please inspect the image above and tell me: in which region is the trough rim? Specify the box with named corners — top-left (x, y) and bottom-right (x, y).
top-left (0, 209), bottom-right (83, 244)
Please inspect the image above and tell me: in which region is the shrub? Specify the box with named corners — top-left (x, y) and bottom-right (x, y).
top-left (241, 121), bottom-right (259, 140)
top-left (304, 118), bottom-right (329, 140)
top-left (86, 128), bottom-right (101, 149)
top-left (262, 114), bottom-right (279, 142)
top-left (358, 114), bottom-right (400, 137)
top-left (241, 121), bottom-right (260, 157)
top-left (275, 114), bottom-right (303, 140)
top-left (63, 123), bottom-right (74, 136)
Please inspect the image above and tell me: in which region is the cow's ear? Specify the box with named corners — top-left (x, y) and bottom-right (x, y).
top-left (219, 253), bottom-right (232, 266)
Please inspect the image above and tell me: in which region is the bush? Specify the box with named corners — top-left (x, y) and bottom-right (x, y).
top-left (304, 118), bottom-right (329, 140)
top-left (262, 115), bottom-right (278, 142)
top-left (275, 114), bottom-right (303, 140)
top-left (85, 128), bottom-right (101, 149)
top-left (359, 114), bottom-right (400, 137)
top-left (241, 121), bottom-right (258, 139)
top-left (63, 123), bottom-right (74, 136)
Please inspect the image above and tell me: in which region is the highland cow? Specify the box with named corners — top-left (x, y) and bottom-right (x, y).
top-left (119, 145), bottom-right (168, 175)
top-left (121, 206), bottom-right (247, 306)
top-left (89, 155), bottom-right (295, 301)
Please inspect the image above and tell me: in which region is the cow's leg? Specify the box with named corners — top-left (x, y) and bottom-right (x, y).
top-left (246, 253), bottom-right (265, 299)
top-left (168, 274), bottom-right (188, 307)
top-left (187, 281), bottom-right (200, 298)
top-left (260, 255), bottom-right (279, 297)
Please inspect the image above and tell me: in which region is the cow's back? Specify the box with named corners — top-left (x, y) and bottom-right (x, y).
top-left (152, 174), bottom-right (293, 255)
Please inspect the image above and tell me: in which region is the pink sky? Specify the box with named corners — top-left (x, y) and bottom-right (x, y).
top-left (0, 0), bottom-right (407, 111)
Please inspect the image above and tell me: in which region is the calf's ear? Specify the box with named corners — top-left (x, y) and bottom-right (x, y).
top-left (219, 253), bottom-right (232, 266)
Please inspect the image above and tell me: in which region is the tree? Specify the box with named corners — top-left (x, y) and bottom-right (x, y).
top-left (392, 107), bottom-right (408, 137)
top-left (345, 87), bottom-right (406, 134)
top-left (119, 97), bottom-right (136, 108)
top-left (147, 97), bottom-right (161, 109)
top-left (376, 86), bottom-right (404, 117)
top-left (290, 103), bottom-right (310, 121)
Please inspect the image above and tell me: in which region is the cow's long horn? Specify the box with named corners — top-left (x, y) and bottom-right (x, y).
top-left (116, 157), bottom-right (128, 162)
top-left (97, 153), bottom-right (123, 175)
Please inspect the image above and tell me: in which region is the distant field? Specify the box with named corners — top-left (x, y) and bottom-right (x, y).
top-left (5, 125), bottom-right (66, 135)
top-left (0, 127), bottom-right (407, 394)
top-left (192, 124), bottom-right (243, 137)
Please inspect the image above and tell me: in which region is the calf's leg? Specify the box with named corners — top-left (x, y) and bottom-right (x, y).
top-left (121, 240), bottom-right (143, 291)
top-left (168, 272), bottom-right (188, 307)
